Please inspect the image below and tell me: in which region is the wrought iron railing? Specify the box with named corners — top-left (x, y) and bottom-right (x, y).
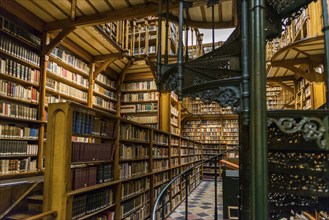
top-left (151, 148), bottom-right (238, 220)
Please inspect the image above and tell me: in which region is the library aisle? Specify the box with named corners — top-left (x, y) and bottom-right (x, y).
top-left (167, 181), bottom-right (223, 220)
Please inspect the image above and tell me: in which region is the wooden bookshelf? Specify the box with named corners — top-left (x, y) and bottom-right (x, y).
top-left (0, 14), bottom-right (43, 177)
top-left (44, 102), bottom-right (204, 220)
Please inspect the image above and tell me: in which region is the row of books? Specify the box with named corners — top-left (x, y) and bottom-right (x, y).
top-left (72, 164), bottom-right (114, 190)
top-left (45, 94), bottom-right (68, 106)
top-left (121, 178), bottom-right (150, 199)
top-left (91, 211), bottom-right (115, 220)
top-left (121, 92), bottom-right (158, 102)
top-left (0, 141), bottom-right (38, 156)
top-left (94, 84), bottom-right (116, 99)
top-left (119, 144), bottom-right (149, 160)
top-left (0, 101), bottom-right (38, 120)
top-left (171, 158), bottom-right (179, 166)
top-left (171, 105), bottom-right (179, 117)
top-left (94, 118), bottom-right (117, 138)
top-left (171, 116), bottom-right (178, 126)
top-left (171, 148), bottom-right (179, 157)
top-left (121, 192), bottom-right (150, 218)
top-left (72, 189), bottom-right (114, 220)
top-left (0, 35), bottom-right (40, 66)
top-left (0, 16), bottom-right (41, 48)
top-left (72, 111), bottom-right (94, 135)
top-left (50, 47), bottom-right (90, 74)
top-left (121, 81), bottom-right (156, 91)
top-left (0, 157), bottom-right (37, 174)
top-left (121, 103), bottom-right (158, 113)
top-left (71, 142), bottom-right (115, 163)
top-left (170, 125), bottom-right (180, 135)
top-left (119, 161), bottom-right (149, 179)
top-left (95, 73), bottom-right (117, 90)
top-left (120, 123), bottom-right (150, 142)
top-left (0, 80), bottom-right (39, 103)
top-left (47, 61), bottom-right (89, 87)
top-left (0, 124), bottom-right (39, 139)
top-left (153, 147), bottom-right (169, 158)
top-left (171, 137), bottom-right (179, 146)
top-left (0, 58), bottom-right (40, 84)
top-left (125, 115), bottom-right (158, 124)
top-left (46, 78), bottom-right (87, 101)
top-left (93, 96), bottom-right (116, 111)
top-left (153, 133), bottom-right (169, 145)
top-left (153, 160), bottom-right (169, 171)
top-left (154, 172), bottom-right (169, 186)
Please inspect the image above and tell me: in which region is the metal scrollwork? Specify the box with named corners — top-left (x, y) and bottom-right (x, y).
top-left (162, 74), bottom-right (178, 92)
top-left (191, 86), bottom-right (240, 109)
top-left (193, 76), bottom-right (208, 85)
top-left (267, 117), bottom-right (327, 149)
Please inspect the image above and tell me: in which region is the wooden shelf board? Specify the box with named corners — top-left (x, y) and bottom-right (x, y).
top-left (0, 170), bottom-right (42, 180)
top-left (120, 188), bottom-right (150, 203)
top-left (47, 71), bottom-right (89, 91)
top-left (92, 104), bottom-right (117, 113)
top-left (119, 158), bottom-right (150, 162)
top-left (46, 88), bottom-right (87, 104)
top-left (0, 115), bottom-right (43, 123)
top-left (120, 173), bottom-right (152, 182)
top-left (49, 55), bottom-right (89, 77)
top-left (0, 72), bottom-right (39, 87)
top-left (121, 100), bottom-right (158, 104)
top-left (93, 91), bottom-right (116, 101)
top-left (0, 49), bottom-right (40, 69)
top-left (120, 139), bottom-right (150, 144)
top-left (0, 137), bottom-right (39, 141)
top-left (0, 154), bottom-right (38, 158)
top-left (70, 160), bottom-right (114, 168)
top-left (121, 89), bottom-right (158, 93)
top-left (77, 203), bottom-right (116, 220)
top-left (0, 94), bottom-right (38, 105)
top-left (66, 180), bottom-right (120, 196)
top-left (94, 79), bottom-right (117, 92)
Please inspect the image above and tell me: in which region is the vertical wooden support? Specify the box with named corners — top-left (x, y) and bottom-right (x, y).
top-left (138, 24), bottom-right (141, 54)
top-left (88, 63), bottom-right (95, 108)
top-left (132, 20), bottom-right (135, 55)
top-left (321, 0), bottom-right (329, 108)
top-left (38, 33), bottom-right (48, 170)
top-left (145, 20), bottom-right (149, 54)
top-left (125, 21), bottom-right (129, 51)
top-left (114, 116), bottom-right (121, 220)
top-left (43, 103), bottom-right (72, 219)
top-left (159, 92), bottom-right (170, 132)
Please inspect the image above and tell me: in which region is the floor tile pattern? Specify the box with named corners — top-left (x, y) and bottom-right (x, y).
top-left (167, 181), bottom-right (223, 220)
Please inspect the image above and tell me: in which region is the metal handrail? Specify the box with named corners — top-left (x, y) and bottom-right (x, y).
top-left (151, 147), bottom-right (239, 220)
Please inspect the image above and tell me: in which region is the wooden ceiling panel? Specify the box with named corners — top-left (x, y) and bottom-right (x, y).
top-left (113, 60), bottom-right (126, 69)
top-left (188, 7), bottom-right (203, 21)
top-left (306, 49), bottom-right (325, 55)
top-left (109, 62), bottom-right (122, 73)
top-left (76, 0), bottom-right (98, 15)
top-left (285, 49), bottom-right (299, 60)
top-left (67, 32), bottom-right (101, 56)
top-left (89, 0), bottom-right (113, 13)
top-left (73, 28), bottom-right (110, 55)
top-left (50, 0), bottom-right (80, 17)
top-left (16, 0), bottom-right (56, 22)
top-left (32, 1), bottom-right (68, 21)
top-left (85, 26), bottom-right (119, 53)
top-left (110, 1), bottom-right (129, 10)
top-left (221, 1), bottom-right (233, 22)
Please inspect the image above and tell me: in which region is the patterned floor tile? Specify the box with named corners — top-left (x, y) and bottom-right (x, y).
top-left (168, 181), bottom-right (223, 220)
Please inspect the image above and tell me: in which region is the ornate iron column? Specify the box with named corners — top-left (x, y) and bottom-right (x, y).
top-left (177, 0), bottom-right (184, 101)
top-left (249, 0), bottom-right (268, 218)
top-left (240, 0), bottom-right (251, 218)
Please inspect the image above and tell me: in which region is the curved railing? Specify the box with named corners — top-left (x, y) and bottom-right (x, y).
top-left (151, 148), bottom-right (238, 220)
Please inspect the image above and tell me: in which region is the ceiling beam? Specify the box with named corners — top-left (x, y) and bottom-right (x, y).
top-left (93, 59), bottom-right (117, 80)
top-left (145, 55), bottom-right (157, 79)
top-left (267, 75), bottom-right (296, 82)
top-left (92, 51), bottom-right (129, 62)
top-left (271, 58), bottom-right (312, 66)
top-left (60, 37), bottom-right (93, 62)
top-left (71, 0), bottom-right (77, 21)
top-left (166, 14), bottom-right (235, 29)
top-left (45, 27), bottom-right (76, 55)
top-left (118, 61), bottom-right (133, 91)
top-left (45, 0), bottom-right (231, 31)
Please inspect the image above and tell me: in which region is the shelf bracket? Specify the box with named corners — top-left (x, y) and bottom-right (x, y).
top-left (92, 59), bottom-right (117, 80)
top-left (44, 27), bottom-right (76, 56)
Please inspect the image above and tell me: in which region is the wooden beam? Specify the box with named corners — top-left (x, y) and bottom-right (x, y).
top-left (93, 59), bottom-right (116, 80)
top-left (45, 0), bottom-right (230, 31)
top-left (92, 51), bottom-right (128, 62)
top-left (146, 55), bottom-right (157, 79)
top-left (267, 76), bottom-right (296, 82)
top-left (166, 14), bottom-right (235, 29)
top-left (273, 81), bottom-right (294, 94)
top-left (71, 0), bottom-right (77, 21)
top-left (118, 61), bottom-right (133, 84)
top-left (60, 37), bottom-right (93, 62)
top-left (45, 27), bottom-right (76, 55)
top-left (271, 58), bottom-right (312, 66)
top-left (0, 0), bottom-right (44, 32)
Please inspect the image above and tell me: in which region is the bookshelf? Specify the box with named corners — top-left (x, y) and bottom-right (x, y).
top-left (295, 78), bottom-right (326, 110)
top-left (93, 70), bottom-right (117, 113)
top-left (120, 79), bottom-right (159, 129)
top-left (0, 14), bottom-right (43, 179)
top-left (44, 102), bottom-right (204, 220)
top-left (202, 143), bottom-right (220, 179)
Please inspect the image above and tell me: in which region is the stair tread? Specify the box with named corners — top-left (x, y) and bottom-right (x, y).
top-left (6, 211), bottom-right (40, 220)
top-left (26, 195), bottom-right (43, 201)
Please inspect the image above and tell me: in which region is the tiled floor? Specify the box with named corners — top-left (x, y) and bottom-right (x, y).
top-left (167, 181), bottom-right (223, 220)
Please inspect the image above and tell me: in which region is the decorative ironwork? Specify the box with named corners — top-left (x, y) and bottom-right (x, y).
top-left (193, 76), bottom-right (208, 85)
top-left (267, 117), bottom-right (327, 149)
top-left (162, 74), bottom-right (178, 92)
top-left (190, 86), bottom-right (240, 109)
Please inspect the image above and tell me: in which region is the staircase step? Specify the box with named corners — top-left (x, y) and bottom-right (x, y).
top-left (6, 211), bottom-right (40, 220)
